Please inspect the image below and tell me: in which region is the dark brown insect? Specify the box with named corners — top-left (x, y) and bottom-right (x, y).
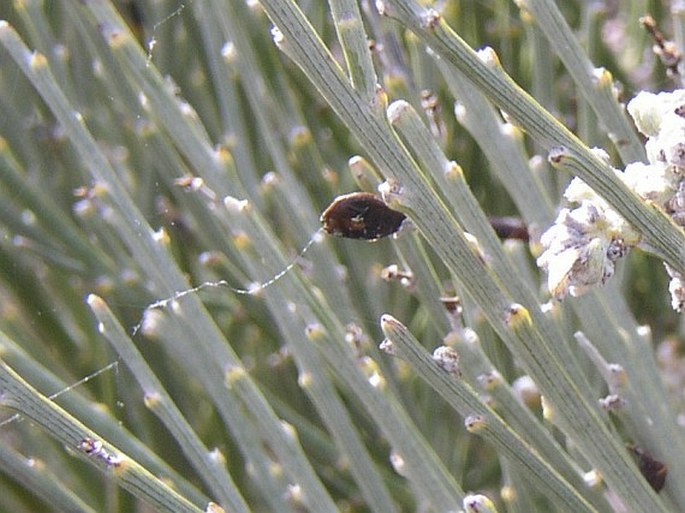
top-left (628, 444), bottom-right (667, 493)
top-left (488, 216), bottom-right (529, 242)
top-left (321, 192), bottom-right (406, 240)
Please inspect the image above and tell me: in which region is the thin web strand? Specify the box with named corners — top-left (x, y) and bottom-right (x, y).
top-left (130, 232), bottom-right (320, 336)
top-left (0, 361), bottom-right (120, 428)
top-left (145, 2), bottom-right (192, 67)
top-left (0, 229), bottom-right (321, 427)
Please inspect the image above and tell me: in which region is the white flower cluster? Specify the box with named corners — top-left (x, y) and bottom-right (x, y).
top-left (538, 90), bottom-right (685, 306)
top-left (537, 163), bottom-right (638, 299)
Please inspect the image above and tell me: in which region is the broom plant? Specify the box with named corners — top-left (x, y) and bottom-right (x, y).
top-left (0, 1), bottom-right (683, 512)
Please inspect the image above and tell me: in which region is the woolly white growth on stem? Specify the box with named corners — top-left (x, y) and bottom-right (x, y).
top-left (389, 449), bottom-right (407, 476)
top-left (476, 47), bottom-right (500, 67)
top-left (667, 266), bottom-right (685, 311)
top-left (221, 41), bottom-right (236, 62)
top-left (421, 9), bottom-right (441, 29)
top-left (378, 178), bottom-right (405, 207)
top-left (386, 100), bottom-right (410, 124)
top-left (463, 493), bottom-right (497, 513)
top-left (223, 195), bottom-right (250, 212)
top-left (626, 89), bottom-right (685, 310)
top-left (432, 346), bottom-right (461, 376)
top-left (539, 89), bottom-right (685, 304)
top-left (512, 375), bottom-right (540, 407)
top-left (627, 90), bottom-right (685, 137)
top-left (583, 469), bottom-right (603, 488)
top-left (537, 203), bottom-right (628, 299)
top-left (270, 26), bottom-right (284, 46)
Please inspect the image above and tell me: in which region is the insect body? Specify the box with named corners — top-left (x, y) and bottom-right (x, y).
top-left (320, 192), bottom-right (406, 240)
top-left (321, 192), bottom-right (529, 243)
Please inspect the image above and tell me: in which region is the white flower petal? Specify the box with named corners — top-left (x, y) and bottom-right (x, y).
top-left (622, 161), bottom-right (678, 205)
top-left (627, 89), bottom-right (685, 137)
